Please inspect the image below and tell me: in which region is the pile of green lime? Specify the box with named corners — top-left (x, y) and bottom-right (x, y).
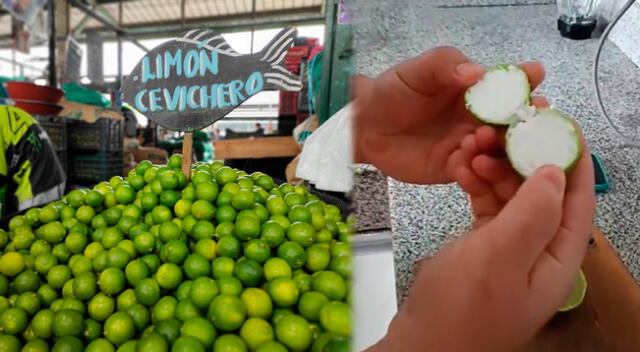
top-left (0, 155), bottom-right (352, 352)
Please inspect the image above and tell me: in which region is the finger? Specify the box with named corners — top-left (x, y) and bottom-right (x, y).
top-left (395, 46), bottom-right (485, 96)
top-left (460, 134), bottom-right (479, 165)
top-left (519, 61), bottom-right (545, 91)
top-left (351, 75), bottom-right (375, 102)
top-left (531, 96), bottom-right (549, 109)
top-left (475, 125), bottom-right (505, 155)
top-left (480, 166), bottom-right (566, 271)
top-left (544, 128), bottom-right (595, 272)
top-left (471, 155), bottom-right (521, 202)
top-left (527, 250), bottom-right (577, 318)
top-left (454, 167), bottom-right (503, 220)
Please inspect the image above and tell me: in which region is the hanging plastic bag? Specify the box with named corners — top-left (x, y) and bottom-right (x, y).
top-left (296, 104), bottom-right (353, 192)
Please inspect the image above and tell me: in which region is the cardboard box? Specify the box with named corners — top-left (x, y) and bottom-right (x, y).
top-left (58, 99), bottom-right (124, 123)
top-left (133, 147), bottom-right (168, 165)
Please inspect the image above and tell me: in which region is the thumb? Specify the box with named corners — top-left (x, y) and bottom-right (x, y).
top-left (394, 46), bottom-right (485, 96)
top-left (481, 166), bottom-right (566, 271)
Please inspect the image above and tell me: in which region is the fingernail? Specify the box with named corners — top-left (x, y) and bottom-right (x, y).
top-left (537, 165), bottom-right (566, 193)
top-left (455, 62), bottom-right (484, 77)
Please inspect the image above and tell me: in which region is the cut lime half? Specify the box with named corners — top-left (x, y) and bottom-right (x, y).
top-left (557, 269), bottom-right (587, 312)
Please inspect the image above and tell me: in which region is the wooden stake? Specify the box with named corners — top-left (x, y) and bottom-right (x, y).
top-left (181, 132), bottom-right (193, 181)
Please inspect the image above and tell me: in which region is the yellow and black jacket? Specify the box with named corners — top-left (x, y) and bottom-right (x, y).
top-left (0, 106), bottom-right (65, 217)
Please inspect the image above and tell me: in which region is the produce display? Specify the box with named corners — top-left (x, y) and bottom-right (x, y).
top-left (465, 64), bottom-right (581, 177)
top-left (0, 155), bottom-right (352, 351)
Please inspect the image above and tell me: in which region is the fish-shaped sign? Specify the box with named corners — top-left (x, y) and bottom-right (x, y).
top-left (122, 27), bottom-right (302, 131)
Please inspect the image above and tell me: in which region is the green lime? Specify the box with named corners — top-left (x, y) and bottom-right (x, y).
top-left (135, 160), bottom-right (153, 176)
top-left (315, 229), bottom-right (332, 244)
top-left (298, 291), bottom-right (329, 322)
top-left (153, 296), bottom-right (177, 321)
top-left (293, 272), bottom-right (312, 294)
top-left (159, 190), bottom-right (180, 208)
top-left (558, 270), bottom-right (587, 312)
top-left (182, 215), bottom-right (197, 235)
top-left (213, 334), bottom-right (247, 352)
top-left (103, 208), bottom-right (123, 227)
top-left (222, 182), bottom-right (240, 195)
top-left (275, 314), bottom-right (312, 351)
top-left (266, 277), bottom-right (299, 308)
top-left (125, 260), bottom-right (150, 286)
top-left (133, 232), bottom-right (156, 255)
top-left (174, 299), bottom-right (199, 322)
top-left (191, 171), bottom-right (212, 186)
top-left (37, 284), bottom-right (58, 306)
top-left (279, 184), bottom-right (293, 195)
top-left (83, 318), bottom-right (102, 342)
top-left (22, 338), bottom-right (48, 352)
top-left (330, 243), bottom-right (350, 258)
top-left (67, 190), bottom-right (85, 208)
top-left (99, 268), bottom-right (126, 295)
top-left (184, 254), bottom-right (210, 279)
top-left (191, 200), bottom-right (215, 221)
top-left (256, 341), bottom-right (288, 352)
top-left (211, 257), bottom-right (236, 280)
top-left (207, 295), bottom-right (246, 332)
top-left (104, 312), bottom-right (135, 345)
top-left (0, 251), bottom-right (25, 276)
top-left (15, 291), bottom-right (40, 315)
top-left (313, 271), bottom-right (346, 301)
top-left (255, 175), bottom-right (275, 191)
top-left (65, 232), bottom-right (88, 254)
top-left (237, 176), bottom-right (255, 189)
top-left (159, 170), bottom-right (179, 190)
top-left (101, 228), bottom-right (123, 250)
top-left (319, 301), bottom-right (351, 336)
top-left (231, 189), bottom-right (255, 210)
top-left (117, 240), bottom-right (136, 259)
top-left (216, 205), bottom-right (237, 224)
top-left (277, 241), bottom-right (306, 270)
top-left (191, 220), bottom-right (214, 241)
top-left (58, 207), bottom-right (76, 222)
top-left (143, 167), bottom-right (159, 184)
top-left (180, 317), bottom-right (217, 347)
top-left (52, 336), bottom-right (84, 352)
top-left (154, 318), bottom-right (182, 344)
top-left (31, 309), bottom-right (55, 339)
top-left (265, 196), bottom-right (288, 216)
top-left (283, 193), bottom-right (305, 208)
top-left (88, 293), bottom-right (115, 322)
top-left (0, 307), bottom-right (28, 334)
top-left (253, 204), bottom-right (270, 223)
top-left (141, 193), bottom-right (159, 212)
top-left (53, 309), bottom-right (84, 336)
top-left (287, 205), bottom-right (311, 224)
top-left (34, 253), bottom-right (57, 275)
top-left (216, 191), bottom-right (233, 207)
top-left (310, 212), bottom-right (326, 231)
top-left (93, 251), bottom-right (109, 272)
top-left (125, 304), bottom-right (149, 332)
top-left (13, 270), bottom-right (41, 293)
top-left (217, 235), bottom-right (241, 259)
top-left (168, 154), bottom-right (183, 169)
top-left (73, 272), bottom-right (97, 300)
top-left (60, 298), bottom-right (86, 314)
top-left (156, 263), bottom-right (183, 290)
top-left (173, 199), bottom-right (192, 219)
top-left (216, 167), bottom-right (237, 185)
top-left (263, 258), bottom-right (292, 281)
top-left (84, 242), bottom-right (104, 259)
top-left (75, 205), bottom-right (96, 225)
top-left (117, 216), bottom-right (137, 235)
top-left (115, 185), bottom-right (136, 205)
top-left (235, 259), bottom-right (263, 287)
top-left (175, 281), bottom-right (192, 301)
top-left (194, 239), bottom-right (217, 260)
top-left (189, 277), bottom-right (219, 309)
top-left (235, 217), bottom-right (260, 241)
top-left (244, 239), bottom-right (271, 264)
top-left (239, 317), bottom-right (274, 350)
top-left (85, 338), bottom-right (115, 352)
top-left (24, 208), bottom-right (41, 226)
top-left (47, 264), bottom-right (71, 289)
top-left (286, 222), bottom-right (315, 248)
top-left (305, 245), bottom-right (330, 272)
top-left (159, 240), bottom-right (188, 264)
top-left (241, 288), bottom-right (272, 319)
top-left (195, 182), bottom-right (219, 203)
top-left (151, 205), bottom-right (172, 225)
top-left (330, 256), bottom-right (351, 279)
top-left (253, 188), bottom-right (269, 205)
top-left (171, 336), bottom-right (204, 352)
top-left (61, 279), bottom-right (74, 298)
top-left (30, 239), bottom-right (51, 257)
top-left (218, 276), bottom-right (243, 296)
top-left (215, 222), bottom-right (235, 238)
top-left (38, 204), bottom-right (60, 224)
top-left (158, 221), bottom-right (181, 243)
top-left (107, 247), bottom-right (131, 269)
top-left (311, 332), bottom-right (340, 352)
top-left (135, 332), bottom-right (167, 351)
top-left (39, 221), bottom-right (66, 244)
top-left (140, 254), bottom-right (161, 273)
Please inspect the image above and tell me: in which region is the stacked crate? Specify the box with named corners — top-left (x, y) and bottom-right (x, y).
top-left (67, 118), bottom-right (124, 185)
top-left (34, 115), bottom-right (67, 175)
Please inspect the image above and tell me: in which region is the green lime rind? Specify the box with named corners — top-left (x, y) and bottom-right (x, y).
top-left (506, 108), bottom-right (581, 178)
top-left (465, 64), bottom-right (531, 126)
top-left (557, 269), bottom-right (587, 312)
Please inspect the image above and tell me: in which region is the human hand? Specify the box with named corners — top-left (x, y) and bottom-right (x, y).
top-left (352, 46), bottom-right (544, 184)
top-left (367, 126), bottom-right (595, 351)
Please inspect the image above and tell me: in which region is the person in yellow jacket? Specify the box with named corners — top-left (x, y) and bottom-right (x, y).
top-left (0, 106), bottom-right (65, 219)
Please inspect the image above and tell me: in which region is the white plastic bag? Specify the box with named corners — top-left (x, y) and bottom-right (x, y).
top-left (296, 104), bottom-right (353, 192)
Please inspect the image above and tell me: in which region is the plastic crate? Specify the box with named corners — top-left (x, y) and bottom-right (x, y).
top-left (69, 151), bottom-right (123, 185)
top-left (34, 115), bottom-right (67, 152)
top-left (56, 150), bottom-right (67, 176)
top-left (279, 91), bottom-right (299, 116)
top-left (68, 118), bottom-right (123, 152)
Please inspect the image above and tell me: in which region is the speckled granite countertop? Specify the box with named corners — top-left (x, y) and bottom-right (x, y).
top-left (350, 1), bottom-right (640, 300)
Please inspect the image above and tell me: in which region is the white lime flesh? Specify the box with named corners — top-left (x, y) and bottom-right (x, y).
top-left (506, 109), bottom-right (580, 177)
top-left (465, 65), bottom-right (530, 125)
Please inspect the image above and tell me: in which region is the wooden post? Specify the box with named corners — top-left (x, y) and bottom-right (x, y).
top-left (181, 132), bottom-right (193, 181)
